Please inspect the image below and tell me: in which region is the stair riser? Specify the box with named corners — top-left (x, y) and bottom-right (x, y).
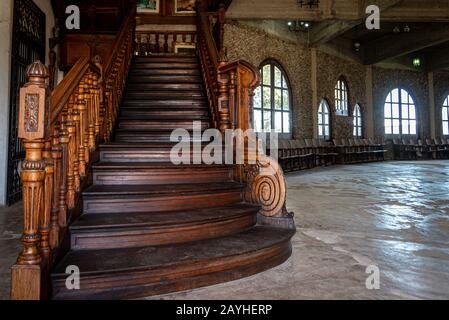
top-left (120, 110), bottom-right (208, 118)
top-left (133, 57), bottom-right (197, 63)
top-left (114, 135), bottom-right (207, 143)
top-left (124, 92), bottom-right (204, 99)
top-left (117, 122), bottom-right (209, 131)
top-left (125, 84), bottom-right (202, 91)
top-left (51, 241), bottom-right (292, 300)
top-left (93, 168), bottom-right (233, 185)
top-left (100, 150), bottom-right (221, 163)
top-left (130, 63), bottom-right (198, 69)
top-left (122, 100), bottom-right (207, 107)
top-left (83, 191), bottom-right (244, 214)
top-left (127, 76), bottom-right (202, 84)
top-left (129, 69), bottom-right (200, 76)
top-left (70, 214), bottom-right (257, 250)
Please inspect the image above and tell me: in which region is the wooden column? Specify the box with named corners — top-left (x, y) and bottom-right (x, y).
top-left (11, 61), bottom-right (50, 300)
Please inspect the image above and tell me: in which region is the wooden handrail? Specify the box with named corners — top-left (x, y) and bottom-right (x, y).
top-left (196, 4), bottom-right (293, 229)
top-left (11, 5), bottom-right (136, 300)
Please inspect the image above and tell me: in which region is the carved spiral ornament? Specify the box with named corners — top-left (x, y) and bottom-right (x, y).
top-left (248, 155), bottom-right (286, 217)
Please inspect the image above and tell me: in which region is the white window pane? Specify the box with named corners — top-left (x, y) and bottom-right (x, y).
top-left (274, 89), bottom-right (282, 110)
top-left (442, 108), bottom-right (448, 121)
top-left (274, 67), bottom-right (282, 87)
top-left (443, 121), bottom-right (449, 135)
top-left (274, 112), bottom-right (282, 133)
top-left (318, 126), bottom-right (323, 137)
top-left (401, 89), bottom-right (409, 104)
top-left (283, 90), bottom-right (289, 110)
top-left (254, 86), bottom-right (262, 109)
top-left (358, 128), bottom-right (362, 137)
top-left (385, 119), bottom-right (392, 134)
top-left (282, 76), bottom-right (288, 89)
top-left (283, 113), bottom-right (290, 133)
top-left (254, 109), bottom-right (262, 132)
top-left (392, 104), bottom-right (400, 118)
top-left (393, 119), bottom-right (400, 134)
top-left (410, 120), bottom-right (417, 134)
top-left (401, 105), bottom-right (409, 119)
top-left (263, 111), bottom-right (271, 132)
top-left (409, 106), bottom-right (416, 119)
top-left (353, 127), bottom-right (357, 137)
top-left (324, 126), bottom-right (329, 137)
top-left (262, 65), bottom-right (271, 85)
top-left (386, 93), bottom-right (392, 103)
top-left (263, 87), bottom-right (271, 109)
top-left (325, 114), bottom-right (329, 125)
top-left (384, 104), bottom-right (392, 118)
top-left (392, 89), bottom-right (399, 103)
top-left (402, 120), bottom-right (409, 134)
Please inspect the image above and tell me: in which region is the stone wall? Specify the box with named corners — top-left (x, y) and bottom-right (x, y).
top-left (224, 20), bottom-right (449, 143)
top-left (316, 50), bottom-right (367, 140)
top-left (434, 71), bottom-right (449, 137)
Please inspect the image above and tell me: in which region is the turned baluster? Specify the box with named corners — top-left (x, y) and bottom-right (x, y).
top-left (66, 95), bottom-right (78, 208)
top-left (164, 33), bottom-right (169, 53)
top-left (93, 56), bottom-right (103, 136)
top-left (50, 122), bottom-right (61, 247)
top-left (155, 33), bottom-right (160, 53)
top-left (40, 138), bottom-right (53, 259)
top-left (87, 73), bottom-right (96, 151)
top-left (58, 105), bottom-right (69, 225)
top-left (77, 81), bottom-right (87, 176)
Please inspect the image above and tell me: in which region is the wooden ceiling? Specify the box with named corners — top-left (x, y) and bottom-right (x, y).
top-left (225, 0), bottom-right (449, 71)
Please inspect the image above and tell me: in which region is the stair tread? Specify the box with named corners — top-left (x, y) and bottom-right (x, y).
top-left (52, 226), bottom-right (294, 276)
top-left (83, 182), bottom-right (245, 196)
top-left (92, 162), bottom-right (231, 169)
top-left (71, 203), bottom-right (259, 230)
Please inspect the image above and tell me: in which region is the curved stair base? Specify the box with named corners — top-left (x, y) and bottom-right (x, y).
top-left (51, 227), bottom-right (294, 300)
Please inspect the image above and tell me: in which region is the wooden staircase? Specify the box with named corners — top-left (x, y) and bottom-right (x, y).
top-left (49, 55), bottom-right (294, 299)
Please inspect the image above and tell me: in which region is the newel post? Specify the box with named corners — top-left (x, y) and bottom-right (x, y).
top-left (11, 61), bottom-right (50, 300)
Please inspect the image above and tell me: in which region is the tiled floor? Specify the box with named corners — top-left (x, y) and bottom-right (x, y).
top-left (1, 161), bottom-right (449, 300)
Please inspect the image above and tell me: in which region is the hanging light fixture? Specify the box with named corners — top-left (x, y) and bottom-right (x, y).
top-left (288, 20), bottom-right (312, 32)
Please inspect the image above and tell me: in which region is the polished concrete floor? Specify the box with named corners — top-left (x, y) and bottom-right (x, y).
top-left (1, 161), bottom-right (449, 300)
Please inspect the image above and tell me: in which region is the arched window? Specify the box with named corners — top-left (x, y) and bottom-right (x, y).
top-left (318, 100), bottom-right (330, 140)
top-left (384, 88), bottom-right (417, 135)
top-left (253, 61), bottom-right (291, 135)
top-left (335, 78), bottom-right (348, 116)
top-left (353, 104), bottom-right (363, 137)
top-left (443, 96), bottom-right (449, 136)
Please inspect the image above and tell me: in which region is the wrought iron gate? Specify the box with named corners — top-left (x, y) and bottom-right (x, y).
top-left (7, 0), bottom-right (46, 205)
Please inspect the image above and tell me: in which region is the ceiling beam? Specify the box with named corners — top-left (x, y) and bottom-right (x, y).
top-left (363, 25), bottom-right (449, 65)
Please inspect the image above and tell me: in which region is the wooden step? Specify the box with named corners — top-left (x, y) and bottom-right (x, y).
top-left (51, 226), bottom-right (294, 300)
top-left (99, 142), bottom-right (220, 163)
top-left (130, 62), bottom-right (199, 70)
top-left (127, 75), bottom-right (202, 84)
top-left (133, 55), bottom-right (197, 63)
top-left (117, 119), bottom-right (209, 131)
top-left (82, 182), bottom-right (245, 214)
top-left (124, 91), bottom-right (204, 99)
top-left (122, 99), bottom-right (207, 108)
top-left (114, 130), bottom-right (209, 143)
top-left (129, 69), bottom-right (200, 76)
top-left (92, 163), bottom-right (233, 185)
top-left (120, 108), bottom-right (208, 119)
top-left (69, 204), bottom-right (259, 250)
top-left (125, 83), bottom-right (203, 91)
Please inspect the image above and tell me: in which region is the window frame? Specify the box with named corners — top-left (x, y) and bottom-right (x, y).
top-left (384, 88), bottom-right (418, 137)
top-left (335, 77), bottom-right (349, 116)
top-left (318, 99), bottom-right (331, 140)
top-left (353, 104), bottom-right (363, 138)
top-left (443, 96), bottom-right (449, 136)
top-left (253, 60), bottom-right (292, 138)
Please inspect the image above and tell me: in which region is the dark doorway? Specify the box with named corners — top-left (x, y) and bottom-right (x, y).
top-left (7, 0), bottom-right (46, 205)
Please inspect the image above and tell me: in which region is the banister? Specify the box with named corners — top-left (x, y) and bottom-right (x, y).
top-left (11, 4), bottom-right (136, 300)
top-left (50, 57), bottom-right (101, 124)
top-left (196, 5), bottom-right (293, 229)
